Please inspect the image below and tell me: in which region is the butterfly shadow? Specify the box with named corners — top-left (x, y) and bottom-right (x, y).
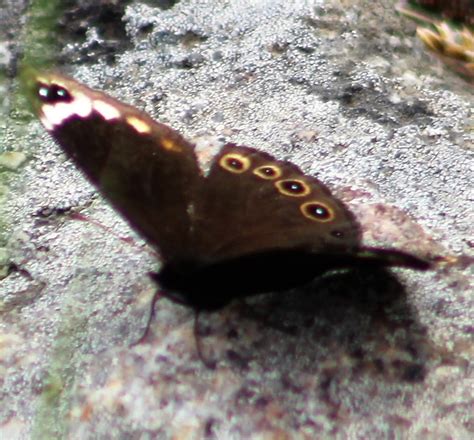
top-left (194, 267), bottom-right (431, 383)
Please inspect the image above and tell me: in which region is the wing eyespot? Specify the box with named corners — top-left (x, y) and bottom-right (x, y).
top-left (275, 179), bottom-right (311, 197)
top-left (253, 165), bottom-right (282, 180)
top-left (300, 201), bottom-right (334, 222)
top-left (37, 83), bottom-right (73, 104)
top-left (219, 153), bottom-right (251, 173)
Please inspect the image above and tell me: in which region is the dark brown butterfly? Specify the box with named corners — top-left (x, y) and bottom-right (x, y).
top-left (28, 71), bottom-right (434, 322)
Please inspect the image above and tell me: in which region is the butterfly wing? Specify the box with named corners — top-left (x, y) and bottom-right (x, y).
top-left (158, 142), bottom-right (432, 308)
top-left (191, 143), bottom-right (361, 260)
top-left (29, 72), bottom-right (433, 312)
top-left (30, 72), bottom-right (202, 261)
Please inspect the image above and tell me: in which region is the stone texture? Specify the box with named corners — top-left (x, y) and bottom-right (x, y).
top-left (1, 0), bottom-right (473, 439)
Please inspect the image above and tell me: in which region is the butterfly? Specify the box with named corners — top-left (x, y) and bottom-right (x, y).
top-left (27, 71), bottom-right (436, 348)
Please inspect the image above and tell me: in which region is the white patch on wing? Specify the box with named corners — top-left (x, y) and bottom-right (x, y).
top-left (40, 92), bottom-right (93, 128)
top-left (192, 136), bottom-right (225, 176)
top-left (71, 93), bottom-right (93, 117)
top-left (126, 116), bottom-right (151, 134)
top-left (93, 100), bottom-right (121, 120)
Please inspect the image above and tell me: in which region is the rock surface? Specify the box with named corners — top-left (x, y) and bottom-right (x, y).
top-left (1, 0), bottom-right (473, 438)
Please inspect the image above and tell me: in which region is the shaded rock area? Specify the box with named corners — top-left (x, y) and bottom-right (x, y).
top-left (1, 0), bottom-right (473, 438)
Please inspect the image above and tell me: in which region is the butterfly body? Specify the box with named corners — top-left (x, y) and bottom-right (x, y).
top-left (28, 71), bottom-right (433, 311)
top-left (153, 249), bottom-right (341, 310)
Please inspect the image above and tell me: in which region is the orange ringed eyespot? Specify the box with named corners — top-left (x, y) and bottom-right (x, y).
top-left (275, 179), bottom-right (311, 197)
top-left (253, 165), bottom-right (282, 180)
top-left (300, 201), bottom-right (334, 222)
top-left (219, 153), bottom-right (251, 173)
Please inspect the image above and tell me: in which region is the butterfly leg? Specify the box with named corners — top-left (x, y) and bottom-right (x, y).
top-left (193, 310), bottom-right (217, 370)
top-left (132, 289), bottom-right (218, 370)
top-left (131, 288), bottom-right (164, 346)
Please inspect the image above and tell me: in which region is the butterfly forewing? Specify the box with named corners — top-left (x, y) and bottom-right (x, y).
top-left (33, 72), bottom-right (202, 261)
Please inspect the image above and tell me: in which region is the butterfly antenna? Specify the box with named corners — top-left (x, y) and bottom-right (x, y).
top-left (194, 310), bottom-right (217, 370)
top-left (70, 212), bottom-right (159, 258)
top-left (357, 247), bottom-right (435, 270)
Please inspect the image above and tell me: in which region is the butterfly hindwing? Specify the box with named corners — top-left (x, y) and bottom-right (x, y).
top-left (192, 143), bottom-right (361, 260)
